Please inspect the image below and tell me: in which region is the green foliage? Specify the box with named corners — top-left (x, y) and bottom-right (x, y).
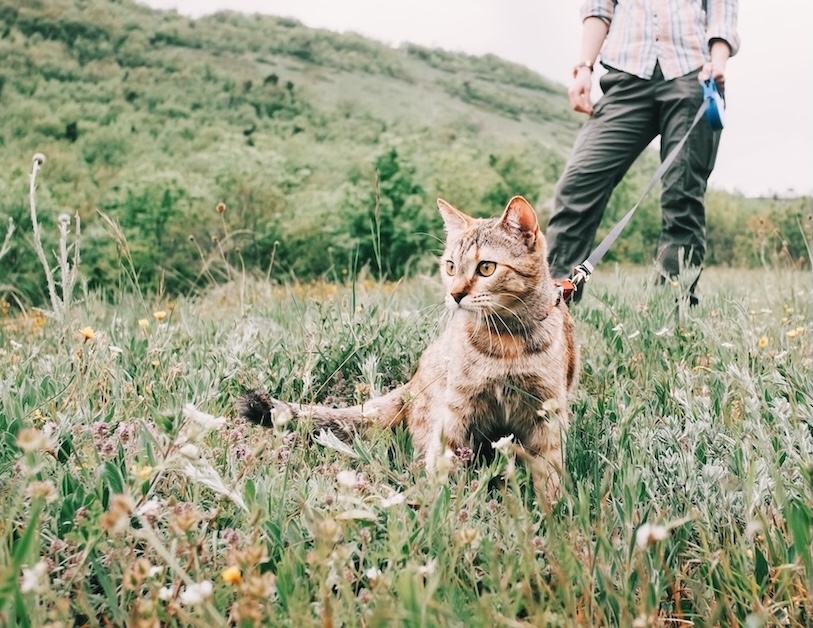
top-left (0, 0), bottom-right (809, 310)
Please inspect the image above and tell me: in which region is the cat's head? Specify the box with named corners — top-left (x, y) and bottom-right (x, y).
top-left (437, 196), bottom-right (553, 313)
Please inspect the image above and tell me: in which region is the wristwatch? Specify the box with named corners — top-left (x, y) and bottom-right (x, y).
top-left (572, 60), bottom-right (594, 78)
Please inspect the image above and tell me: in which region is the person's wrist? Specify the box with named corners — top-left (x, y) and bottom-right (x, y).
top-left (572, 60), bottom-right (594, 79)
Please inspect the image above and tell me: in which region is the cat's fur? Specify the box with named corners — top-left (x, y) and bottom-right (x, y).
top-left (240, 196), bottom-right (579, 502)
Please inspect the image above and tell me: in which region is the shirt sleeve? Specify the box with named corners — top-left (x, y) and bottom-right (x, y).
top-left (580, 0), bottom-right (615, 24)
top-left (706, 0), bottom-right (741, 56)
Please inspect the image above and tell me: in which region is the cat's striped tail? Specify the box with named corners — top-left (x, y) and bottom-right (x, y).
top-left (238, 387), bottom-right (408, 441)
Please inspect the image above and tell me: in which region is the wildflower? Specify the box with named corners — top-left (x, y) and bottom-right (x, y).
top-left (133, 465), bottom-right (153, 482)
top-left (136, 499), bottom-right (162, 518)
top-left (153, 310), bottom-right (167, 322)
top-left (417, 558), bottom-right (437, 577)
top-left (158, 586), bottom-right (173, 601)
top-left (16, 428), bottom-right (51, 453)
top-left (221, 566), bottom-right (242, 584)
top-left (434, 448), bottom-right (455, 478)
top-left (179, 580), bottom-right (213, 606)
top-left (757, 336), bottom-right (769, 348)
top-left (491, 434), bottom-right (515, 453)
top-left (455, 446), bottom-right (475, 462)
top-left (365, 567), bottom-right (382, 582)
top-left (380, 492), bottom-right (406, 508)
top-left (796, 326), bottom-right (805, 334)
top-left (26, 480), bottom-right (57, 503)
top-left (216, 202), bottom-right (226, 214)
top-left (100, 494), bottom-right (134, 535)
top-left (79, 326), bottom-right (95, 342)
top-left (20, 560), bottom-right (49, 594)
top-left (137, 318), bottom-right (150, 329)
top-left (456, 527), bottom-right (480, 546)
top-left (182, 404), bottom-right (226, 436)
top-left (336, 470), bottom-right (357, 489)
top-left (786, 329), bottom-right (798, 339)
top-left (178, 443), bottom-right (201, 460)
top-left (635, 523), bottom-right (669, 549)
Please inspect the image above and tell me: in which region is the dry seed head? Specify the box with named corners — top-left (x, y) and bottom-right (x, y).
top-left (216, 202), bottom-right (226, 214)
top-left (32, 152), bottom-right (46, 166)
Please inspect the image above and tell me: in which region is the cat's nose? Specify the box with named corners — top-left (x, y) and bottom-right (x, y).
top-left (452, 291), bottom-right (466, 304)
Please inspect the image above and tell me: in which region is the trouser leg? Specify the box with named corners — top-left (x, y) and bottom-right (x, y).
top-left (546, 69), bottom-right (660, 283)
top-left (656, 69), bottom-right (722, 278)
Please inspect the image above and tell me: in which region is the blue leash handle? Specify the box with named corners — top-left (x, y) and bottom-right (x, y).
top-left (703, 79), bottom-right (724, 130)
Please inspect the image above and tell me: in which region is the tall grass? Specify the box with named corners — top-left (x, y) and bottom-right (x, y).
top-left (0, 262), bottom-right (810, 626)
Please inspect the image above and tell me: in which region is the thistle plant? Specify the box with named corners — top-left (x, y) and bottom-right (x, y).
top-left (28, 152), bottom-right (81, 319)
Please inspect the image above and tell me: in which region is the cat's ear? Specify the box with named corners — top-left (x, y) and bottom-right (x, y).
top-left (437, 198), bottom-right (473, 234)
top-left (500, 196), bottom-right (539, 246)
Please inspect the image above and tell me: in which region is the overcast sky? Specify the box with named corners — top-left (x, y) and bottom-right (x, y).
top-left (141, 0), bottom-right (812, 198)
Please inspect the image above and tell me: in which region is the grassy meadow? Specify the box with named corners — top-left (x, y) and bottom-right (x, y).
top-left (1, 256), bottom-right (811, 626)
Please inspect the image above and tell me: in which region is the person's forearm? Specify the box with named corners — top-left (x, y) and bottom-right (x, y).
top-left (579, 16), bottom-right (610, 65)
top-left (709, 38), bottom-right (731, 68)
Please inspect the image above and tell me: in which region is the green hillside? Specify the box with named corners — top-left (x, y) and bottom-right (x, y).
top-left (0, 0), bottom-right (809, 303)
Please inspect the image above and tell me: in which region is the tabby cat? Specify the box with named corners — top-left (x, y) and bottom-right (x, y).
top-left (240, 196), bottom-right (579, 502)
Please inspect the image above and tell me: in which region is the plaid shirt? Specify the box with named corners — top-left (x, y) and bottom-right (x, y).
top-left (582, 0), bottom-right (740, 80)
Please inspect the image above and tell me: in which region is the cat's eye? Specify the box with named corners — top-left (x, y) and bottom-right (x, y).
top-left (445, 260), bottom-right (456, 275)
top-left (477, 261), bottom-right (496, 277)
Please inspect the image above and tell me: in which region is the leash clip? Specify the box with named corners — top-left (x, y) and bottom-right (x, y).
top-left (703, 79), bottom-right (724, 130)
top-left (557, 261), bottom-right (594, 304)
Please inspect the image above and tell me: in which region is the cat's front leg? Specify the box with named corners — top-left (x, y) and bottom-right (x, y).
top-left (421, 403), bottom-right (467, 477)
top-left (526, 415), bottom-right (568, 508)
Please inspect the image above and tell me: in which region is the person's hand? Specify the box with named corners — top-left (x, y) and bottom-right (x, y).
top-left (698, 61), bottom-right (726, 88)
top-left (568, 68), bottom-right (594, 115)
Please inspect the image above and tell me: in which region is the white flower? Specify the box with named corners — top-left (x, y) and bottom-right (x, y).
top-left (365, 567), bottom-right (381, 581)
top-left (635, 523), bottom-right (669, 549)
top-left (148, 565), bottom-right (163, 578)
top-left (181, 404), bottom-right (226, 441)
top-left (137, 499), bottom-right (162, 518)
top-left (417, 558), bottom-right (437, 577)
top-left (336, 470), bottom-right (357, 488)
top-left (178, 443), bottom-right (201, 460)
top-left (158, 586), bottom-right (173, 601)
top-left (491, 434), bottom-right (515, 453)
top-left (179, 580), bottom-right (213, 606)
top-left (20, 560), bottom-right (48, 594)
top-left (380, 492), bottom-right (406, 508)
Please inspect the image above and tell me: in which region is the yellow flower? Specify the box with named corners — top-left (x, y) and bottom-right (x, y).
top-left (153, 311), bottom-right (167, 322)
top-left (80, 326), bottom-right (95, 341)
top-left (795, 326), bottom-right (805, 334)
top-left (133, 465), bottom-right (153, 482)
top-left (151, 360), bottom-right (160, 368)
top-left (786, 329), bottom-right (798, 339)
top-left (221, 566), bottom-right (241, 585)
top-left (138, 319), bottom-right (150, 329)
top-left (757, 336), bottom-right (768, 348)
